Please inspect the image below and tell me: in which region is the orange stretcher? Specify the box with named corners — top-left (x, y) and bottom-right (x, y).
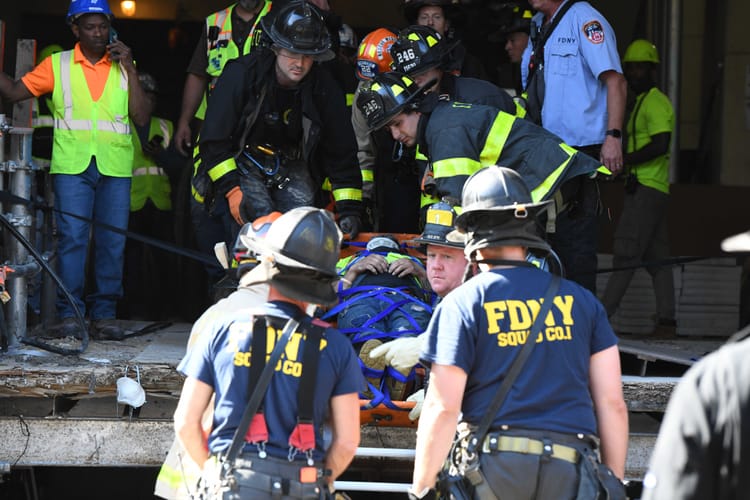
top-left (335, 232), bottom-right (427, 427)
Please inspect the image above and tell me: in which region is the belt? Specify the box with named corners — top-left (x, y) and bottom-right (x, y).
top-left (481, 434), bottom-right (579, 464)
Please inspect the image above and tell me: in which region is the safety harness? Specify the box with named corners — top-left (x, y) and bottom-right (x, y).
top-left (324, 241), bottom-right (435, 409)
top-left (244, 312), bottom-right (326, 465)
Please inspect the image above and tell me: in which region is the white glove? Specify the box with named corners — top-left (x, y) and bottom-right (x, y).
top-left (406, 389), bottom-right (425, 421)
top-left (369, 334), bottom-right (425, 374)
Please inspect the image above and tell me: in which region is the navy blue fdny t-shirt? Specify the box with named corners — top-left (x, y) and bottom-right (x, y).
top-left (179, 300), bottom-right (364, 461)
top-left (421, 267), bottom-right (617, 435)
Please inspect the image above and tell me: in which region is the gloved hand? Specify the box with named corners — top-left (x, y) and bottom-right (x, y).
top-left (225, 186), bottom-right (244, 225)
top-left (338, 215), bottom-right (361, 239)
top-left (369, 334), bottom-right (424, 374)
top-left (406, 389), bottom-right (425, 421)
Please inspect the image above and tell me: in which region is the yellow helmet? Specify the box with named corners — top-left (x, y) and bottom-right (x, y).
top-left (37, 44), bottom-right (64, 65)
top-left (623, 39), bottom-right (659, 64)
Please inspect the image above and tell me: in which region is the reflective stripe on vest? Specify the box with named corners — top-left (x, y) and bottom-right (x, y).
top-left (131, 117), bottom-right (173, 211)
top-left (50, 50), bottom-right (132, 176)
top-left (196, 1), bottom-right (273, 119)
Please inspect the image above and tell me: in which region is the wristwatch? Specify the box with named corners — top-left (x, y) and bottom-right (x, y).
top-left (605, 129), bottom-right (622, 138)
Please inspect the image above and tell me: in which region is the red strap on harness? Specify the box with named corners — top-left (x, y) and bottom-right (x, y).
top-left (245, 412), bottom-right (269, 443)
top-left (288, 421), bottom-right (315, 451)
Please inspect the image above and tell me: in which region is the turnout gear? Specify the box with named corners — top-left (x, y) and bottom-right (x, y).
top-left (67, 0), bottom-right (113, 24)
top-left (356, 28), bottom-right (398, 81)
top-left (356, 72), bottom-right (432, 131)
top-left (390, 25), bottom-right (448, 75)
top-left (623, 39), bottom-right (660, 64)
top-left (261, 0), bottom-right (334, 61)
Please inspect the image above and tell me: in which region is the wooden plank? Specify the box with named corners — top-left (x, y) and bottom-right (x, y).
top-left (11, 39), bottom-right (35, 128)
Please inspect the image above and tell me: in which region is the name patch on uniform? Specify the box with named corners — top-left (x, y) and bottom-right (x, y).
top-left (582, 20), bottom-right (605, 44)
top-left (483, 295), bottom-right (576, 347)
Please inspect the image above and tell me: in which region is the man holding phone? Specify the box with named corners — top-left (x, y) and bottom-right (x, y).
top-left (0, 0), bottom-right (148, 340)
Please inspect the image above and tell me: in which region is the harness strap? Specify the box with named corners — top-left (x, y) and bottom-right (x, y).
top-left (289, 321), bottom-right (325, 456)
top-left (245, 317), bottom-right (269, 446)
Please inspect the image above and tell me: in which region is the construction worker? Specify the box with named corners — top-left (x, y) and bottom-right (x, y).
top-left (389, 24), bottom-right (516, 211)
top-left (351, 27), bottom-right (421, 233)
top-left (601, 39), bottom-right (676, 339)
top-left (368, 200), bottom-right (468, 420)
top-left (197, 1), bottom-right (363, 238)
top-left (155, 214), bottom-right (277, 499)
top-left (173, 207), bottom-right (362, 499)
top-left (177, 0), bottom-right (273, 290)
top-left (409, 166), bottom-right (628, 500)
top-left (0, 0), bottom-right (149, 340)
top-left (124, 72), bottom-right (182, 320)
top-left (402, 0), bottom-right (486, 79)
top-left (356, 72), bottom-right (607, 211)
top-left (174, 0), bottom-right (272, 156)
top-left (31, 44), bottom-right (64, 170)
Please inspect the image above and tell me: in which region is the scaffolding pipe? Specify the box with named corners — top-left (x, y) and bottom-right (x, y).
top-left (5, 125), bottom-right (35, 347)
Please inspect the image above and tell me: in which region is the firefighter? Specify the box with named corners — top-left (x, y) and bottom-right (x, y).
top-left (402, 0), bottom-right (486, 79)
top-left (155, 214), bottom-right (278, 499)
top-left (390, 25), bottom-right (514, 113)
top-left (389, 24), bottom-right (516, 211)
top-left (196, 1), bottom-right (363, 238)
top-left (174, 207), bottom-right (362, 499)
top-left (409, 166), bottom-right (628, 500)
top-left (351, 27), bottom-right (421, 233)
top-left (356, 72), bottom-right (608, 211)
top-left (367, 200), bottom-right (468, 420)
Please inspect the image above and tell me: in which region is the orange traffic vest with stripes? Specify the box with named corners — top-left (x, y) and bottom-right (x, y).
top-left (50, 50), bottom-right (132, 176)
top-left (195, 1), bottom-right (272, 120)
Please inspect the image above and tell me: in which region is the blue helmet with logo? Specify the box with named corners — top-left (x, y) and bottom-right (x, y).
top-left (67, 0), bottom-right (113, 25)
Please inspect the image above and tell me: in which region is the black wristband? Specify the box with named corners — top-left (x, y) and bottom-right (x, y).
top-left (605, 128), bottom-right (622, 138)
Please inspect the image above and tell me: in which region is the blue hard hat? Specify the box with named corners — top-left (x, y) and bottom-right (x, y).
top-left (67, 0), bottom-right (114, 25)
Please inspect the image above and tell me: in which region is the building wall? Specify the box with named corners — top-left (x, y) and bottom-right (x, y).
top-left (721, 0), bottom-right (750, 186)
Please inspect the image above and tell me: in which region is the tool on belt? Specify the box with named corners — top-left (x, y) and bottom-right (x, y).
top-left (240, 144), bottom-right (292, 190)
top-left (200, 310), bottom-right (329, 499)
top-left (440, 275), bottom-right (561, 500)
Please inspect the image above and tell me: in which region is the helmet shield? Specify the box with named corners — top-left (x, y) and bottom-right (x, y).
top-left (391, 25), bottom-right (448, 75)
top-left (356, 72), bottom-right (433, 131)
top-left (411, 201), bottom-right (463, 248)
top-left (356, 28), bottom-right (397, 81)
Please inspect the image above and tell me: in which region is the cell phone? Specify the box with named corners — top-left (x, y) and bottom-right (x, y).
top-left (108, 27), bottom-right (119, 45)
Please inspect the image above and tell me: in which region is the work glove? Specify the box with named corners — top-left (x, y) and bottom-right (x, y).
top-left (225, 186), bottom-right (244, 225)
top-left (338, 215), bottom-right (361, 240)
top-left (406, 389), bottom-right (425, 421)
top-left (369, 334), bottom-right (424, 374)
